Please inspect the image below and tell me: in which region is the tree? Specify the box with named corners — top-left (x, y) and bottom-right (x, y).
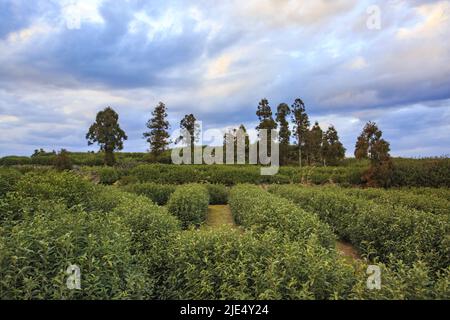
top-left (354, 122), bottom-right (390, 162)
top-left (322, 125), bottom-right (346, 166)
top-left (54, 149), bottom-right (73, 171)
top-left (177, 114), bottom-right (200, 157)
top-left (143, 102), bottom-right (170, 157)
top-left (86, 107), bottom-right (128, 166)
top-left (256, 99), bottom-right (277, 160)
top-left (276, 103), bottom-right (291, 165)
top-left (305, 121), bottom-right (323, 165)
top-left (355, 122), bottom-right (393, 187)
top-left (291, 98), bottom-right (310, 167)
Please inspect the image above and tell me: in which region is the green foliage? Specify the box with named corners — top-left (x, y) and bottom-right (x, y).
top-left (86, 107), bottom-right (128, 166)
top-left (53, 149), bottom-right (73, 171)
top-left (121, 183), bottom-right (176, 205)
top-left (351, 261), bottom-right (450, 300)
top-left (343, 188), bottom-right (450, 216)
top-left (167, 184), bottom-right (209, 228)
top-left (98, 167), bottom-right (120, 185)
top-left (163, 228), bottom-right (356, 300)
top-left (229, 185), bottom-right (335, 248)
top-left (143, 102), bottom-right (171, 156)
top-left (269, 185), bottom-right (450, 270)
top-left (128, 164), bottom-right (365, 186)
top-left (0, 168), bottom-right (22, 197)
top-left (0, 204), bottom-right (148, 300)
top-left (14, 171), bottom-right (95, 208)
top-left (205, 184), bottom-right (229, 205)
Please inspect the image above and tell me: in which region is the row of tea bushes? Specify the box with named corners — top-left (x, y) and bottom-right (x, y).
top-left (269, 185), bottom-right (450, 270)
top-left (167, 184), bottom-right (210, 229)
top-left (121, 183), bottom-right (177, 205)
top-left (162, 227), bottom-right (356, 300)
top-left (126, 164), bottom-right (365, 186)
top-left (121, 183), bottom-right (229, 206)
top-left (0, 171), bottom-right (181, 299)
top-left (390, 158), bottom-right (450, 187)
top-left (229, 185), bottom-right (335, 249)
top-left (342, 188), bottom-right (450, 216)
top-left (401, 187), bottom-right (450, 202)
top-left (205, 184), bottom-right (229, 205)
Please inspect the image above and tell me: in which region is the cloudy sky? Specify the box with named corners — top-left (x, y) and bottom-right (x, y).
top-left (0, 0), bottom-right (449, 157)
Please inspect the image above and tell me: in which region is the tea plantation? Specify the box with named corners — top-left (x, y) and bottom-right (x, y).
top-left (0, 166), bottom-right (449, 300)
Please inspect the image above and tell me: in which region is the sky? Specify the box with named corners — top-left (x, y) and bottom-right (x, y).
top-left (0, 0), bottom-right (449, 157)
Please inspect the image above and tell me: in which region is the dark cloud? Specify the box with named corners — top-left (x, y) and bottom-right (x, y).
top-left (0, 0), bottom-right (449, 157)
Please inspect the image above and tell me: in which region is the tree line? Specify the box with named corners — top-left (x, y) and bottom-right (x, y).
top-left (83, 99), bottom-right (392, 182)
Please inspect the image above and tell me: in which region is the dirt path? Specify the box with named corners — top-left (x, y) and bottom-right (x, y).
top-left (206, 205), bottom-right (237, 228)
top-left (336, 240), bottom-right (361, 262)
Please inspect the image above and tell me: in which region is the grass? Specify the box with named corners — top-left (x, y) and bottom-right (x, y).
top-left (206, 205), bottom-right (236, 228)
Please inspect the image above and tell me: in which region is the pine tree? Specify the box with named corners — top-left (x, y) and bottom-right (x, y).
top-left (143, 102), bottom-right (170, 157)
top-left (276, 103), bottom-right (291, 165)
top-left (291, 98), bottom-right (310, 167)
top-left (322, 125), bottom-right (346, 166)
top-left (86, 107), bottom-right (127, 166)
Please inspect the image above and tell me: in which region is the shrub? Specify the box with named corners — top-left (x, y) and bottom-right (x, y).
top-left (121, 183), bottom-right (176, 205)
top-left (167, 184), bottom-right (209, 228)
top-left (162, 228), bottom-right (356, 300)
top-left (343, 188), bottom-right (450, 216)
top-left (0, 204), bottom-right (149, 299)
top-left (53, 150), bottom-right (73, 171)
top-left (269, 185), bottom-right (450, 270)
top-left (351, 260), bottom-right (450, 300)
top-left (229, 185), bottom-right (335, 248)
top-left (98, 167), bottom-right (120, 185)
top-left (205, 184), bottom-right (229, 205)
top-left (14, 171), bottom-right (95, 208)
top-left (0, 168), bottom-right (22, 197)
top-left (112, 195), bottom-right (181, 298)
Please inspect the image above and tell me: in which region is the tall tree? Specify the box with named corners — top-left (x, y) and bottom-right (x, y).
top-left (354, 121), bottom-right (390, 161)
top-left (143, 102), bottom-right (170, 157)
top-left (256, 99), bottom-right (277, 159)
top-left (276, 103), bottom-right (291, 165)
top-left (86, 107), bottom-right (127, 166)
top-left (177, 114), bottom-right (199, 157)
top-left (356, 122), bottom-right (393, 187)
top-left (322, 125), bottom-right (346, 166)
top-left (305, 121), bottom-right (323, 165)
top-left (291, 98), bottom-right (310, 167)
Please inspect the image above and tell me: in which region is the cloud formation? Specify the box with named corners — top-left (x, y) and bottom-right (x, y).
top-left (0, 0), bottom-right (449, 157)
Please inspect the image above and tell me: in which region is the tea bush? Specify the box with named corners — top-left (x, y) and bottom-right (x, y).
top-left (351, 260), bottom-right (450, 300)
top-left (162, 227), bottom-right (356, 300)
top-left (205, 184), bottom-right (229, 205)
top-left (0, 203), bottom-right (149, 299)
top-left (0, 168), bottom-right (22, 197)
top-left (112, 195), bottom-right (181, 298)
top-left (98, 167), bottom-right (120, 185)
top-left (269, 185), bottom-right (450, 270)
top-left (229, 185), bottom-right (335, 248)
top-left (127, 164), bottom-right (365, 186)
top-left (13, 171), bottom-right (96, 208)
top-left (342, 188), bottom-right (450, 216)
top-left (121, 183), bottom-right (176, 205)
top-left (167, 184), bottom-right (209, 228)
